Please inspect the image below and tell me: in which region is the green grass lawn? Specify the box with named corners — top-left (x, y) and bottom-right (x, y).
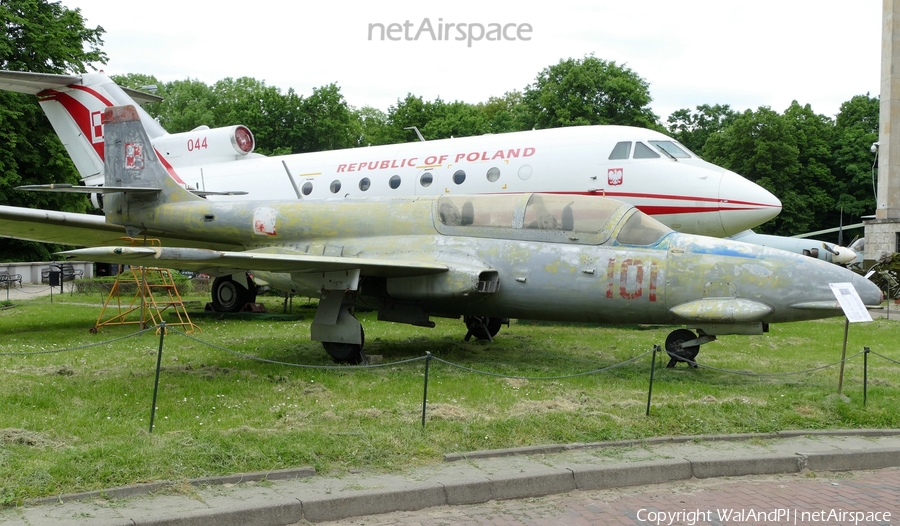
top-left (0, 289), bottom-right (898, 505)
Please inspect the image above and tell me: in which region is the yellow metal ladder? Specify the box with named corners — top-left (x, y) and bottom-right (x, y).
top-left (91, 239), bottom-right (198, 334)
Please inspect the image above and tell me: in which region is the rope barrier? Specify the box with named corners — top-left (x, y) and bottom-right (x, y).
top-left (430, 350), bottom-right (653, 380)
top-left (676, 350), bottom-right (867, 377)
top-left (0, 327), bottom-right (154, 356)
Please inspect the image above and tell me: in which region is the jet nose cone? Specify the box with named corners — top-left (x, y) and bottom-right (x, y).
top-left (719, 172), bottom-right (782, 236)
top-left (852, 273), bottom-right (884, 307)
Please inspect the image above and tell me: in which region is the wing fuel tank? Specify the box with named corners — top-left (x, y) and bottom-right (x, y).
top-left (669, 298), bottom-right (773, 322)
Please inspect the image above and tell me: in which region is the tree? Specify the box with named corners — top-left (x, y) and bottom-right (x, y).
top-left (476, 91), bottom-right (530, 133)
top-left (0, 0), bottom-right (106, 261)
top-left (702, 103), bottom-right (836, 236)
top-left (832, 94), bottom-right (879, 220)
top-left (666, 104), bottom-right (737, 153)
top-left (296, 83), bottom-right (360, 153)
top-left (210, 77), bottom-right (300, 156)
top-left (522, 55), bottom-right (660, 130)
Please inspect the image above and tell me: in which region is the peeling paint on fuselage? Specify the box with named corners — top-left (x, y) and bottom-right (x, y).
top-left (120, 193), bottom-right (882, 330)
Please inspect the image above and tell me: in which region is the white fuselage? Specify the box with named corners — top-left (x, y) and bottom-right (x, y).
top-left (9, 70), bottom-right (781, 238)
top-left (158, 126), bottom-right (781, 238)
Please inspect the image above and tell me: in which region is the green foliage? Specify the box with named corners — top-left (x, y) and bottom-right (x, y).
top-left (833, 94), bottom-right (879, 219)
top-left (666, 104), bottom-right (738, 153)
top-left (0, 0), bottom-right (105, 261)
top-left (522, 55), bottom-right (660, 130)
top-left (702, 104), bottom-right (838, 236)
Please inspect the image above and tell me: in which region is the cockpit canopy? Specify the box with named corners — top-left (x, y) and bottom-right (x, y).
top-left (435, 193), bottom-right (672, 246)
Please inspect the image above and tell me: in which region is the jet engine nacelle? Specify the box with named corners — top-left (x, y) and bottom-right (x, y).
top-left (387, 268), bottom-right (500, 300)
top-left (151, 125), bottom-right (256, 166)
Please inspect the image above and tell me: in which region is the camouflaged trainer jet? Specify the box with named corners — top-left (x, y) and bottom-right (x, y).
top-left (21, 106), bottom-right (883, 365)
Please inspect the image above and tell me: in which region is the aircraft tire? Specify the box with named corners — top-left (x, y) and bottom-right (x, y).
top-left (464, 316), bottom-right (503, 341)
top-left (211, 275), bottom-right (257, 313)
top-left (664, 329), bottom-right (700, 368)
top-left (322, 326), bottom-right (366, 364)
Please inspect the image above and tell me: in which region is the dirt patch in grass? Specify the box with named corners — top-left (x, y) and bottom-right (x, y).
top-left (427, 403), bottom-right (469, 421)
top-left (510, 397), bottom-right (581, 416)
top-left (1, 428), bottom-right (63, 448)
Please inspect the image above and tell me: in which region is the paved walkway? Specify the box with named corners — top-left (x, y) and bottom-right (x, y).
top-left (312, 468), bottom-right (900, 525)
top-left (2, 431), bottom-right (899, 525)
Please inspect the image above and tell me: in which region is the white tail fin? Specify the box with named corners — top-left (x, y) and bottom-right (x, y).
top-left (0, 70), bottom-right (165, 183)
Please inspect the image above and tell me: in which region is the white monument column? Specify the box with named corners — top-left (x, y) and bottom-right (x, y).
top-left (865, 0), bottom-right (900, 260)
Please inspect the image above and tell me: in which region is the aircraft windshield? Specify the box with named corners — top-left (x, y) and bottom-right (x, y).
top-left (649, 140), bottom-right (691, 159)
top-left (615, 212), bottom-right (672, 245)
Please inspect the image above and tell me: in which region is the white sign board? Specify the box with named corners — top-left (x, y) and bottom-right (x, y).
top-left (829, 283), bottom-right (873, 323)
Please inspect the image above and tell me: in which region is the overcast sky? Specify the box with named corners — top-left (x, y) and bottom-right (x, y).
top-left (66, 0), bottom-right (882, 122)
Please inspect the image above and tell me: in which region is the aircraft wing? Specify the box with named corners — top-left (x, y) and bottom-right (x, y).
top-left (60, 246), bottom-right (449, 278)
top-left (0, 205), bottom-right (240, 251)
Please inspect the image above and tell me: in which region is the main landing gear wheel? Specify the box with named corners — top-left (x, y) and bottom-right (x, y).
top-left (211, 275), bottom-right (257, 313)
top-left (665, 329), bottom-right (700, 368)
top-left (322, 326), bottom-right (366, 365)
top-left (464, 316), bottom-right (504, 342)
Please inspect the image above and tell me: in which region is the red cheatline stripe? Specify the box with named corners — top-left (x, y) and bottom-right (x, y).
top-left (530, 191), bottom-right (780, 210)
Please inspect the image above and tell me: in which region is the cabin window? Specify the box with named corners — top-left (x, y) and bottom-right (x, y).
top-left (615, 212), bottom-right (671, 245)
top-left (608, 141), bottom-right (631, 160)
top-left (301, 182), bottom-right (313, 196)
top-left (486, 167), bottom-right (500, 182)
top-left (359, 178), bottom-right (371, 191)
top-left (389, 175), bottom-right (401, 189)
top-left (453, 170), bottom-right (466, 185)
top-left (649, 140), bottom-right (690, 158)
top-left (420, 172), bottom-right (433, 187)
top-left (518, 164), bottom-right (533, 180)
top-left (330, 180), bottom-right (341, 194)
top-left (633, 142), bottom-right (661, 159)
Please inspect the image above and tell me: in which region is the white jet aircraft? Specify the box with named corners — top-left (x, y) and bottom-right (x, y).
top-left (0, 70), bottom-right (781, 241)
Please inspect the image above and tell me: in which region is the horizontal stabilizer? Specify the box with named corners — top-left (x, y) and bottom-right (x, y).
top-left (59, 246), bottom-right (449, 278)
top-left (17, 184), bottom-right (161, 194)
top-left (0, 70), bottom-right (81, 94)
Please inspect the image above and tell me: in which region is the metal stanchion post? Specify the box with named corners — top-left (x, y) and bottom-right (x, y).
top-left (838, 318), bottom-right (849, 394)
top-left (422, 352), bottom-right (432, 428)
top-left (149, 322), bottom-right (166, 433)
top-left (646, 345), bottom-right (659, 416)
top-left (864, 346), bottom-right (870, 407)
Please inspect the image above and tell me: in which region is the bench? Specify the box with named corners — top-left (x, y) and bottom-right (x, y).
top-left (41, 264), bottom-right (84, 283)
top-left (0, 271), bottom-right (22, 288)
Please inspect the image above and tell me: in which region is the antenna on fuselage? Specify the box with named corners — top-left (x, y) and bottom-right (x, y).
top-left (404, 126), bottom-right (426, 142)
